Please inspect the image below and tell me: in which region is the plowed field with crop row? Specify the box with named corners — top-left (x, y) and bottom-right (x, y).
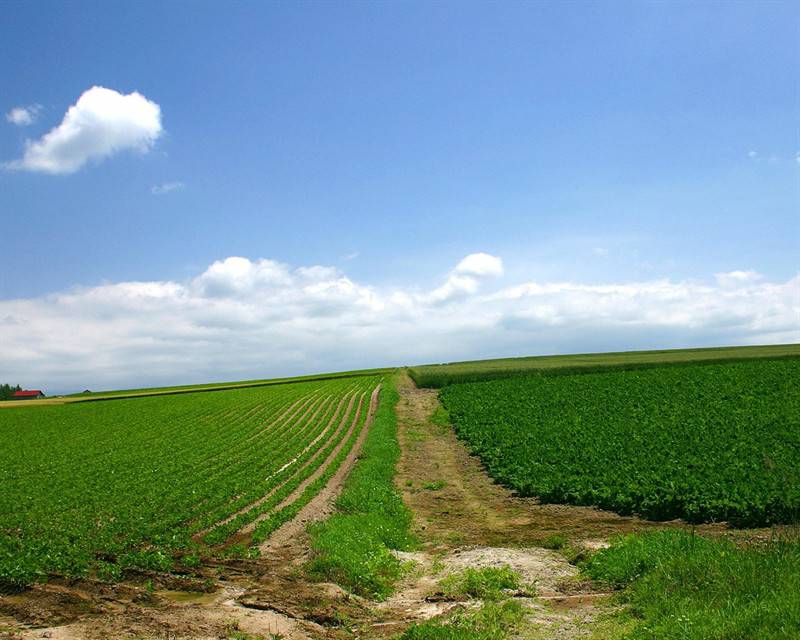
top-left (0, 374), bottom-right (382, 587)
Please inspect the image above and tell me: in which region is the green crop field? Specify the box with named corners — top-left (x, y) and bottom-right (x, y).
top-left (439, 358), bottom-right (800, 525)
top-left (409, 343), bottom-right (800, 387)
top-left (60, 366), bottom-right (391, 400)
top-left (0, 374), bottom-right (382, 587)
top-left (2, 344), bottom-right (799, 640)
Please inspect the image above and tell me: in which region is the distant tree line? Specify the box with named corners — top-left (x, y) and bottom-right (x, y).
top-left (0, 384), bottom-right (22, 401)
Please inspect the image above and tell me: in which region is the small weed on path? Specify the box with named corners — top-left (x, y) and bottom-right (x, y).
top-left (439, 566), bottom-right (528, 601)
top-left (394, 565), bottom-right (534, 639)
top-left (399, 600), bottom-right (526, 640)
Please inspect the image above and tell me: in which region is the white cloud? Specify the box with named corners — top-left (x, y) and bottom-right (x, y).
top-left (0, 254), bottom-right (797, 393)
top-left (151, 181), bottom-right (185, 195)
top-left (5, 104), bottom-right (41, 126)
top-left (4, 86), bottom-right (162, 174)
top-left (454, 252), bottom-right (504, 277)
top-left (715, 270), bottom-right (763, 288)
top-left (427, 252), bottom-right (504, 304)
top-left (192, 257), bottom-right (294, 298)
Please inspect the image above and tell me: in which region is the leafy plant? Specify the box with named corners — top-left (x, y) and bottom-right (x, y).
top-left (439, 359), bottom-right (800, 525)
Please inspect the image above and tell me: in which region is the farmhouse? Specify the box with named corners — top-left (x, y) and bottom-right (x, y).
top-left (13, 390), bottom-right (45, 400)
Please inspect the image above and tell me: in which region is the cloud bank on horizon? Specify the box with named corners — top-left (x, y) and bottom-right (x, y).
top-left (1, 253), bottom-right (797, 393)
top-left (4, 86), bottom-right (162, 174)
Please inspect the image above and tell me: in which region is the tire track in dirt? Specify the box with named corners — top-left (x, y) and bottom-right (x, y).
top-left (257, 384), bottom-right (381, 554)
top-left (189, 393), bottom-right (335, 535)
top-left (242, 390), bottom-right (368, 537)
top-left (373, 372), bottom-right (737, 639)
top-left (199, 392), bottom-right (356, 537)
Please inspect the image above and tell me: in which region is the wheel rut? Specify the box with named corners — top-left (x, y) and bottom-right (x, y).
top-left (242, 390), bottom-right (367, 536)
top-left (371, 373), bottom-right (668, 638)
top-left (197, 392), bottom-right (354, 538)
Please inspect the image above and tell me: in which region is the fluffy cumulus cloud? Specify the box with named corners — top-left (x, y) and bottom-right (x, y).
top-left (4, 87), bottom-right (162, 174)
top-left (428, 252), bottom-right (504, 304)
top-left (454, 252), bottom-right (504, 277)
top-left (0, 254), bottom-right (797, 393)
top-left (5, 104), bottom-right (41, 126)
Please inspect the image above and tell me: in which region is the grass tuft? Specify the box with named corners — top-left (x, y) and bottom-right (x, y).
top-left (439, 566), bottom-right (525, 601)
top-left (399, 599), bottom-right (525, 640)
top-left (538, 534), bottom-right (567, 550)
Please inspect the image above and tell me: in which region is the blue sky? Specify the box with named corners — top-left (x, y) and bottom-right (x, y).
top-left (1, 1), bottom-right (798, 392)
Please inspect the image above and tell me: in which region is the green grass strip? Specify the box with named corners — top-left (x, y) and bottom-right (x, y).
top-left (583, 529), bottom-right (800, 639)
top-left (306, 375), bottom-right (415, 600)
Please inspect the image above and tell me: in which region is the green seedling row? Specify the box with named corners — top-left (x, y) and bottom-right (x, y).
top-left (0, 375), bottom-right (382, 586)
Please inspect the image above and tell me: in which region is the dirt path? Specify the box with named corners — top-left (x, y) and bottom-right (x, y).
top-left (394, 374), bottom-right (668, 549)
top-left (369, 373), bottom-right (691, 639)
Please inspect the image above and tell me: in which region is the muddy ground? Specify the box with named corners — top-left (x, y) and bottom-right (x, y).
top-left (0, 374), bottom-right (769, 640)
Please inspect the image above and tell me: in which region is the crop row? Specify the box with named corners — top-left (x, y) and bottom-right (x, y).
top-left (439, 359), bottom-right (800, 526)
top-left (0, 374), bottom-right (381, 586)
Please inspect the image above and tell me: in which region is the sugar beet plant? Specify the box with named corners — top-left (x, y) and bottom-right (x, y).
top-left (440, 359), bottom-right (800, 525)
top-left (0, 374), bottom-right (381, 587)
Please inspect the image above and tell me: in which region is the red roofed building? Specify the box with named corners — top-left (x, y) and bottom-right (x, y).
top-left (13, 390), bottom-right (45, 400)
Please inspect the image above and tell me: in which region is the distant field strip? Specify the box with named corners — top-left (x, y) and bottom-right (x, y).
top-left (440, 359), bottom-right (800, 526)
top-left (0, 375), bottom-right (382, 586)
top-left (410, 343), bottom-right (800, 387)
